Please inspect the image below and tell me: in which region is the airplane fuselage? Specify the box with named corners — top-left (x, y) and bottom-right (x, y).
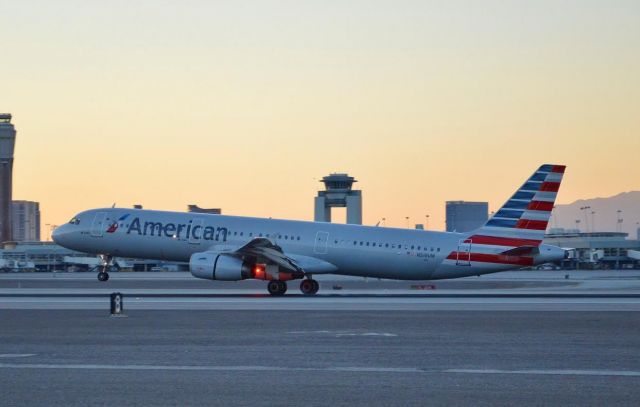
top-left (53, 208), bottom-right (562, 281)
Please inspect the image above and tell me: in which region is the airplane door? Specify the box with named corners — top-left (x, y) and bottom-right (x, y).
top-left (91, 212), bottom-right (107, 237)
top-left (314, 231), bottom-right (329, 255)
top-left (456, 238), bottom-right (472, 266)
top-left (189, 219), bottom-right (204, 245)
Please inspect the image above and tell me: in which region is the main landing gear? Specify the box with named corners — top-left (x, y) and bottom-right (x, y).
top-left (299, 278), bottom-right (319, 295)
top-left (97, 254), bottom-right (112, 282)
top-left (266, 278), bottom-right (319, 296)
top-left (267, 280), bottom-right (287, 296)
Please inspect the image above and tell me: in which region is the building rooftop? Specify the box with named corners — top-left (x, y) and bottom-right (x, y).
top-left (546, 231), bottom-right (629, 239)
top-left (0, 113), bottom-right (12, 123)
top-left (321, 173), bottom-right (357, 190)
top-left (446, 201), bottom-right (488, 205)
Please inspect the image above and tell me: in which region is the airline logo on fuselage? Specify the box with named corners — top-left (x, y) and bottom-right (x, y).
top-left (124, 217), bottom-right (228, 242)
top-left (106, 214), bottom-right (130, 233)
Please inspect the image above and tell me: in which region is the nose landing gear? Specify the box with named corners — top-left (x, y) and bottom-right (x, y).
top-left (97, 254), bottom-right (113, 282)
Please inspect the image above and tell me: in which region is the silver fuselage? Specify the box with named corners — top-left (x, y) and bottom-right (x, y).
top-left (53, 208), bottom-right (564, 280)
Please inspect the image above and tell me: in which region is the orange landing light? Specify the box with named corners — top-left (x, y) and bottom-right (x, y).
top-left (253, 264), bottom-right (266, 279)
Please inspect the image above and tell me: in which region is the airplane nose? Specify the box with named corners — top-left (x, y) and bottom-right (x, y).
top-left (52, 225), bottom-right (68, 246)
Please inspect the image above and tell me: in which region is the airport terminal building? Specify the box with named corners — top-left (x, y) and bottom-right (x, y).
top-left (0, 241), bottom-right (182, 273)
top-left (544, 230), bottom-right (640, 269)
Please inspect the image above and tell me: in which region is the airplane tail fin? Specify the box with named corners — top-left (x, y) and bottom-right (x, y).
top-left (472, 164), bottom-right (566, 246)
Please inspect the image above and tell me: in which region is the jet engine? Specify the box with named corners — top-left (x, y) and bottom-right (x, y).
top-left (190, 252), bottom-right (251, 281)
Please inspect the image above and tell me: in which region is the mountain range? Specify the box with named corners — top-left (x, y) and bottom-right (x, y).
top-left (552, 191), bottom-right (640, 239)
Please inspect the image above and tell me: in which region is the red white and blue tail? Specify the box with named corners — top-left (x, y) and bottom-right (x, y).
top-left (438, 165), bottom-right (565, 274)
top-left (473, 164), bottom-right (565, 246)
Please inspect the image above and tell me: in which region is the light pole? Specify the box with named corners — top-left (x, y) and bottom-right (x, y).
top-left (591, 211), bottom-right (596, 232)
top-left (575, 219), bottom-right (581, 232)
top-left (405, 216), bottom-right (410, 228)
top-left (425, 215), bottom-right (430, 230)
top-left (580, 206), bottom-right (591, 233)
top-left (617, 210), bottom-right (623, 233)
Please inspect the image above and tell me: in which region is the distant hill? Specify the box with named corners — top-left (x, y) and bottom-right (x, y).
top-left (552, 191), bottom-right (640, 238)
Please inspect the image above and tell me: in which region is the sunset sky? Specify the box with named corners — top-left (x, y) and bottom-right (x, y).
top-left (1, 1), bottom-right (639, 237)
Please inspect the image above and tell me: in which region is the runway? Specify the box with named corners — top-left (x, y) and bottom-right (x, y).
top-left (1, 271), bottom-right (640, 405)
top-left (2, 270), bottom-right (640, 311)
top-left (2, 309), bottom-right (640, 406)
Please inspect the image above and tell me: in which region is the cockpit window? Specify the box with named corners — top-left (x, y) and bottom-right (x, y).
top-left (69, 217), bottom-right (80, 225)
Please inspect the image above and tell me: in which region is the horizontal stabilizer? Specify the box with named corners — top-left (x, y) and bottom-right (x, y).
top-left (500, 245), bottom-right (540, 256)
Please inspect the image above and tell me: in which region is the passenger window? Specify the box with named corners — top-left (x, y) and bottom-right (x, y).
top-left (385, 243), bottom-right (389, 248)
top-left (437, 248), bottom-right (440, 252)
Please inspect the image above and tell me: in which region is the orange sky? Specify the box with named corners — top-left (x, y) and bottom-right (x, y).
top-left (1, 1), bottom-right (639, 238)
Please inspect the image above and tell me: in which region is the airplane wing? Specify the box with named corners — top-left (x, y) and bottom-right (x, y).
top-left (235, 238), bottom-right (304, 273)
top-left (206, 237), bottom-right (338, 275)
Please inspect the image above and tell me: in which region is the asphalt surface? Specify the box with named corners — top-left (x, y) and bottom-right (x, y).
top-left (1, 310), bottom-right (640, 406)
top-left (1, 271), bottom-right (640, 405)
top-left (2, 271), bottom-right (640, 311)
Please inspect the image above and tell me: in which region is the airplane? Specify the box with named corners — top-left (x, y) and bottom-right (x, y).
top-left (52, 164), bottom-right (567, 295)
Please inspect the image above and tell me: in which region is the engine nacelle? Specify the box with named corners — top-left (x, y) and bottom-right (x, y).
top-left (190, 252), bottom-right (251, 281)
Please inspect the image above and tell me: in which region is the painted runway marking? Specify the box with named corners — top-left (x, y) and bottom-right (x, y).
top-left (287, 330), bottom-right (398, 337)
top-left (1, 363), bottom-right (639, 377)
top-left (334, 333), bottom-right (398, 337)
top-left (0, 354), bottom-right (36, 358)
top-left (446, 369), bottom-right (640, 377)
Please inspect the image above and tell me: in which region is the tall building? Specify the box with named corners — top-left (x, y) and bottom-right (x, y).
top-left (446, 201), bottom-right (488, 232)
top-left (0, 114), bottom-right (16, 243)
top-left (314, 173), bottom-right (362, 224)
top-left (12, 201), bottom-right (41, 242)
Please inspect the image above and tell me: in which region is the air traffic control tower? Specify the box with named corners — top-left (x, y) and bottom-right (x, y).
top-left (0, 114), bottom-right (16, 243)
top-left (314, 173), bottom-right (362, 225)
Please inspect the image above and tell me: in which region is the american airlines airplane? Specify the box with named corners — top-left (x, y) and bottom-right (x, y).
top-left (52, 164), bottom-right (567, 295)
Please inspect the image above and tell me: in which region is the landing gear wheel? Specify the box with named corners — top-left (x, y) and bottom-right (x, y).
top-left (267, 280), bottom-right (287, 296)
top-left (97, 254), bottom-right (113, 283)
top-left (300, 279), bottom-right (319, 295)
